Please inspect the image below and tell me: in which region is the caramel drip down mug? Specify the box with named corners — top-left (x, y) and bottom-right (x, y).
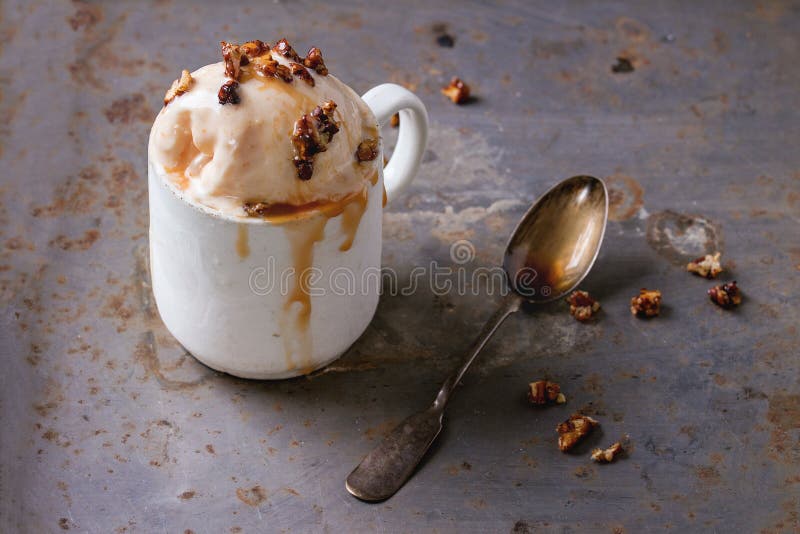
top-left (148, 84), bottom-right (428, 379)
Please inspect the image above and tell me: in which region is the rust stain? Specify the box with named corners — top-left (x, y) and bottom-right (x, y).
top-left (573, 465), bottom-right (596, 480)
top-left (615, 17), bottom-right (651, 43)
top-left (646, 210), bottom-right (722, 265)
top-left (104, 93), bottom-right (154, 124)
top-left (235, 486), bottom-right (267, 506)
top-left (363, 418), bottom-right (399, 441)
top-left (767, 394), bottom-right (800, 430)
top-left (178, 490), bottom-right (196, 500)
top-left (694, 465), bottom-right (722, 485)
top-left (205, 444), bottom-right (216, 455)
top-left (68, 1), bottom-right (103, 32)
top-left (605, 174), bottom-right (644, 221)
top-left (49, 229), bottom-right (101, 251)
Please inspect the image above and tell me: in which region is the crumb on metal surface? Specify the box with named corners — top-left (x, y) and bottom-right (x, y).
top-left (630, 288), bottom-right (661, 318)
top-left (566, 290), bottom-right (600, 321)
top-left (527, 380), bottom-right (564, 405)
top-left (557, 413), bottom-right (599, 452)
top-left (591, 441), bottom-right (623, 463)
top-left (687, 252), bottom-right (723, 278)
top-left (708, 281), bottom-right (742, 309)
top-left (441, 77), bottom-right (470, 104)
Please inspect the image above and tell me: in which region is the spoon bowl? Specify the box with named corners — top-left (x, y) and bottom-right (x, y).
top-left (504, 175), bottom-right (608, 302)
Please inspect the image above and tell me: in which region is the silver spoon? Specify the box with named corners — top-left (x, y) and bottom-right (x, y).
top-left (346, 175), bottom-right (609, 502)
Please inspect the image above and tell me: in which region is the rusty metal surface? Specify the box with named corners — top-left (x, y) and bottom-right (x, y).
top-left (2, 0), bottom-right (799, 532)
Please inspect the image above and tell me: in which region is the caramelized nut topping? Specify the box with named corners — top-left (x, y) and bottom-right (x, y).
top-left (566, 290), bottom-right (600, 322)
top-left (708, 281), bottom-right (742, 309)
top-left (290, 100), bottom-right (339, 180)
top-left (242, 201), bottom-right (270, 217)
top-left (630, 288), bottom-right (661, 318)
top-left (441, 76), bottom-right (471, 104)
top-left (221, 41), bottom-right (244, 80)
top-left (290, 63), bottom-right (315, 86)
top-left (528, 380), bottom-right (565, 405)
top-left (303, 47), bottom-right (328, 75)
top-left (311, 101), bottom-right (339, 142)
top-left (253, 56), bottom-right (279, 77)
top-left (163, 69), bottom-right (193, 105)
top-left (687, 252), bottom-right (723, 279)
top-left (275, 64), bottom-right (293, 83)
top-left (355, 138), bottom-right (380, 162)
top-left (240, 39), bottom-right (270, 58)
top-left (273, 38), bottom-right (301, 62)
top-left (557, 414), bottom-right (599, 452)
top-left (591, 442), bottom-right (623, 463)
top-left (218, 80), bottom-right (240, 105)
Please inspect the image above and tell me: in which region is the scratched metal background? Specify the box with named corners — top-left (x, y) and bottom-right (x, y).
top-left (1, 0), bottom-right (799, 532)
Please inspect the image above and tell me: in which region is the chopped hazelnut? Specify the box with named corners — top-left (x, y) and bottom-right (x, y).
top-left (687, 252), bottom-right (723, 278)
top-left (290, 63), bottom-right (315, 86)
top-left (390, 113), bottom-right (400, 128)
top-left (218, 80), bottom-right (240, 105)
top-left (242, 201), bottom-right (270, 217)
top-left (273, 38), bottom-right (301, 62)
top-left (566, 290), bottom-right (600, 322)
top-left (591, 442), bottom-right (623, 463)
top-left (557, 414), bottom-right (599, 452)
top-left (630, 288), bottom-right (661, 318)
top-left (708, 281), bottom-right (742, 309)
top-left (221, 41), bottom-right (244, 80)
top-left (355, 138), bottom-right (380, 162)
top-left (240, 39), bottom-right (270, 58)
top-left (303, 47), bottom-right (328, 75)
top-left (441, 77), bottom-right (470, 104)
top-left (527, 380), bottom-right (563, 405)
top-left (290, 100), bottom-right (340, 180)
top-left (253, 55), bottom-right (279, 78)
top-left (163, 69), bottom-right (193, 105)
top-left (688, 253), bottom-right (723, 278)
top-left (275, 64), bottom-right (293, 83)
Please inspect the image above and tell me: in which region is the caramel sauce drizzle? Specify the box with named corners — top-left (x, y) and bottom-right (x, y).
top-left (236, 224), bottom-right (250, 259)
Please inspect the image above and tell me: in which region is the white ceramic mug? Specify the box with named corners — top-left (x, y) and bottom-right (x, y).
top-left (148, 84), bottom-right (428, 379)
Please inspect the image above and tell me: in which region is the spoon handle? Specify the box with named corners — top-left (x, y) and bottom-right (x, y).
top-left (345, 292), bottom-right (522, 502)
top-left (433, 292), bottom-right (522, 411)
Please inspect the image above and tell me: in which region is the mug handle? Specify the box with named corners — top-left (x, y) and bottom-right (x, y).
top-left (361, 84), bottom-right (429, 204)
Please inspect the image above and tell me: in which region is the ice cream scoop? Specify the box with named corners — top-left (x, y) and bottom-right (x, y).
top-left (149, 39), bottom-right (381, 216)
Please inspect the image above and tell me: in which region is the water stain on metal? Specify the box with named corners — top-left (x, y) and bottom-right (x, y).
top-left (646, 210), bottom-right (723, 265)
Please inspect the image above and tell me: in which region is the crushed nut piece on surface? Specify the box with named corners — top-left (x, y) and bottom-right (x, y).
top-left (221, 41), bottom-right (244, 80)
top-left (591, 442), bottom-right (623, 463)
top-left (290, 63), bottom-right (315, 86)
top-left (390, 113), bottom-right (400, 128)
top-left (441, 77), bottom-right (471, 104)
top-left (242, 201), bottom-right (270, 217)
top-left (273, 38), bottom-right (301, 62)
top-left (527, 380), bottom-right (562, 405)
top-left (163, 69), bottom-right (193, 105)
top-left (708, 281), bottom-right (742, 309)
top-left (556, 393), bottom-right (567, 404)
top-left (291, 100), bottom-right (339, 180)
top-left (687, 252), bottom-right (723, 278)
top-left (218, 80), bottom-right (240, 105)
top-left (630, 288), bottom-right (661, 318)
top-left (557, 414), bottom-right (599, 452)
top-left (566, 290), bottom-right (600, 321)
top-left (355, 138), bottom-right (379, 162)
top-left (303, 47), bottom-right (328, 75)
top-left (611, 57), bottom-right (634, 73)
